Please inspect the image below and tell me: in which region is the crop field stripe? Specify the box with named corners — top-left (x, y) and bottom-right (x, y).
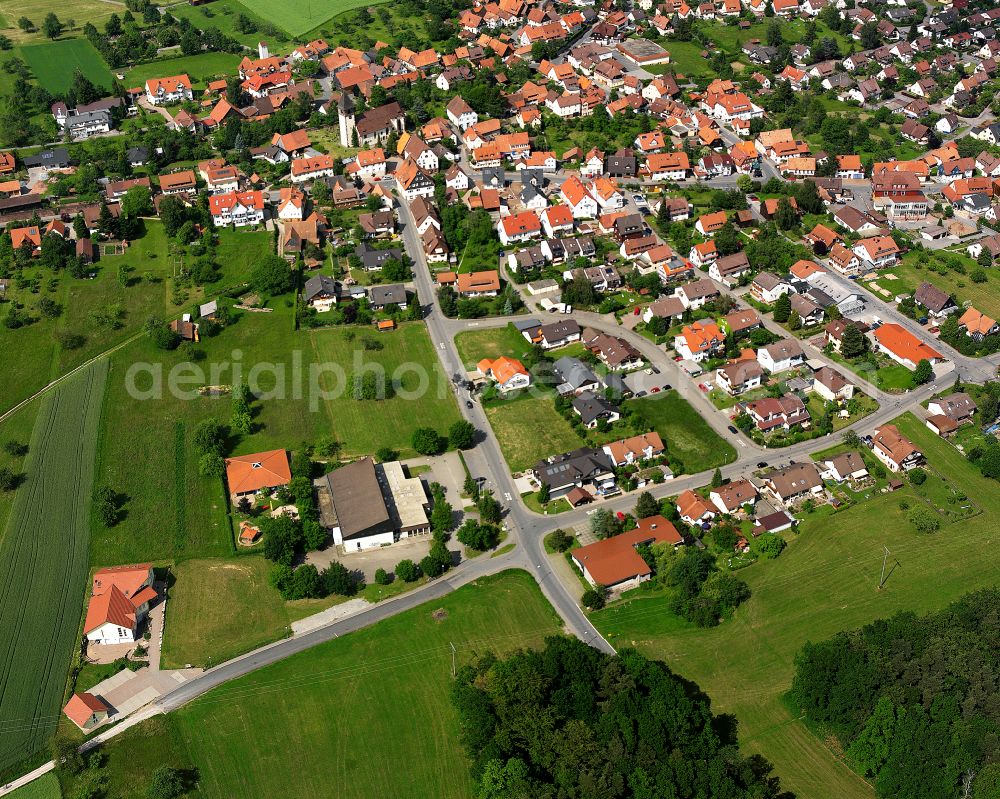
top-left (0, 361), bottom-right (108, 770)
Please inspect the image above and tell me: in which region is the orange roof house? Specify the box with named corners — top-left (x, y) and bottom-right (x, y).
top-left (272, 129), bottom-right (311, 153)
top-left (695, 210), bottom-right (728, 235)
top-left (677, 489), bottom-right (716, 524)
top-left (571, 516), bottom-right (683, 590)
top-left (456, 270), bottom-right (501, 296)
top-left (873, 323), bottom-right (943, 368)
top-left (63, 693), bottom-right (112, 732)
top-left (0, 152), bottom-right (15, 173)
top-left (477, 356), bottom-right (530, 391)
top-left (9, 225), bottom-right (41, 253)
top-left (224, 449), bottom-right (291, 497)
top-left (84, 563), bottom-right (156, 643)
top-left (159, 170), bottom-right (197, 193)
top-left (958, 307), bottom-right (999, 338)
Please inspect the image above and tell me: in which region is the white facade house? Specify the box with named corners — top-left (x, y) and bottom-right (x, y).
top-left (145, 75), bottom-right (193, 106)
top-left (757, 339), bottom-right (805, 374)
top-left (209, 191), bottom-right (265, 227)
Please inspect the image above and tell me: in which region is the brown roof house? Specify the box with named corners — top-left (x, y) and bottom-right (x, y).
top-left (709, 478), bottom-right (758, 514)
top-left (927, 392), bottom-right (977, 423)
top-left (820, 451), bottom-right (869, 483)
top-left (571, 515), bottom-right (683, 592)
top-left (871, 424), bottom-right (923, 472)
top-left (763, 462), bottom-right (824, 506)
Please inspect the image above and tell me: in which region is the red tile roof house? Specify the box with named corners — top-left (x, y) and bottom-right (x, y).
top-left (145, 74), bottom-right (193, 106)
top-left (84, 564), bottom-right (157, 645)
top-left (225, 449), bottom-right (291, 499)
top-left (676, 489), bottom-right (716, 525)
top-left (871, 424), bottom-right (924, 472)
top-left (63, 692), bottom-right (112, 732)
top-left (709, 478), bottom-right (758, 514)
top-left (872, 323), bottom-right (944, 369)
top-left (571, 515), bottom-right (683, 592)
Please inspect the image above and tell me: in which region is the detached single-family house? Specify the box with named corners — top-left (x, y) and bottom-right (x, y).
top-left (571, 516), bottom-right (683, 592)
top-left (757, 338), bottom-right (805, 374)
top-left (763, 463), bottom-right (824, 505)
top-left (84, 564), bottom-right (157, 645)
top-left (478, 356), bottom-right (531, 392)
top-left (871, 424), bottom-right (923, 472)
top-left (709, 479), bottom-right (758, 514)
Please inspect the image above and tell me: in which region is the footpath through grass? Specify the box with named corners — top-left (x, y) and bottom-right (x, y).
top-left (0, 361), bottom-right (108, 773)
top-left (59, 571), bottom-right (563, 799)
top-left (592, 412), bottom-right (1000, 799)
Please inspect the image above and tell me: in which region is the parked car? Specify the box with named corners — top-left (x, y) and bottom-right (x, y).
top-left (757, 461), bottom-right (768, 468)
top-left (727, 425), bottom-right (739, 434)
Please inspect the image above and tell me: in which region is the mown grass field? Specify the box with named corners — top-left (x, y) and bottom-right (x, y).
top-left (0, 361), bottom-right (107, 773)
top-left (307, 322), bottom-right (463, 457)
top-left (235, 0), bottom-right (384, 36)
top-left (123, 52), bottom-right (242, 91)
top-left (593, 412), bottom-right (1000, 799)
top-left (161, 556), bottom-right (291, 668)
top-left (90, 339), bottom-right (234, 567)
top-left (6, 772), bottom-right (61, 799)
top-left (59, 571), bottom-right (563, 799)
top-left (0, 0), bottom-right (119, 42)
top-left (630, 391), bottom-right (736, 474)
top-left (485, 395), bottom-right (585, 473)
top-left (21, 38), bottom-right (112, 94)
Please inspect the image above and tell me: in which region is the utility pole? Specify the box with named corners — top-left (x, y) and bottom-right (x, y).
top-left (450, 642), bottom-right (456, 679)
top-left (878, 546), bottom-right (891, 590)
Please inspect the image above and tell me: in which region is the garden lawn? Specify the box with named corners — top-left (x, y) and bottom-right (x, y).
top-left (123, 52), bottom-right (242, 91)
top-left (234, 0), bottom-right (387, 36)
top-left (454, 323), bottom-right (532, 368)
top-left (21, 39), bottom-right (112, 94)
top-left (485, 395), bottom-right (584, 472)
top-left (161, 556), bottom-right (291, 668)
top-left (5, 773), bottom-right (61, 799)
top-left (629, 391), bottom-right (736, 474)
top-left (0, 361), bottom-right (107, 774)
top-left (876, 363), bottom-right (915, 392)
top-left (660, 40), bottom-right (712, 77)
top-left (592, 412), bottom-right (1000, 799)
top-left (59, 571), bottom-right (562, 799)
